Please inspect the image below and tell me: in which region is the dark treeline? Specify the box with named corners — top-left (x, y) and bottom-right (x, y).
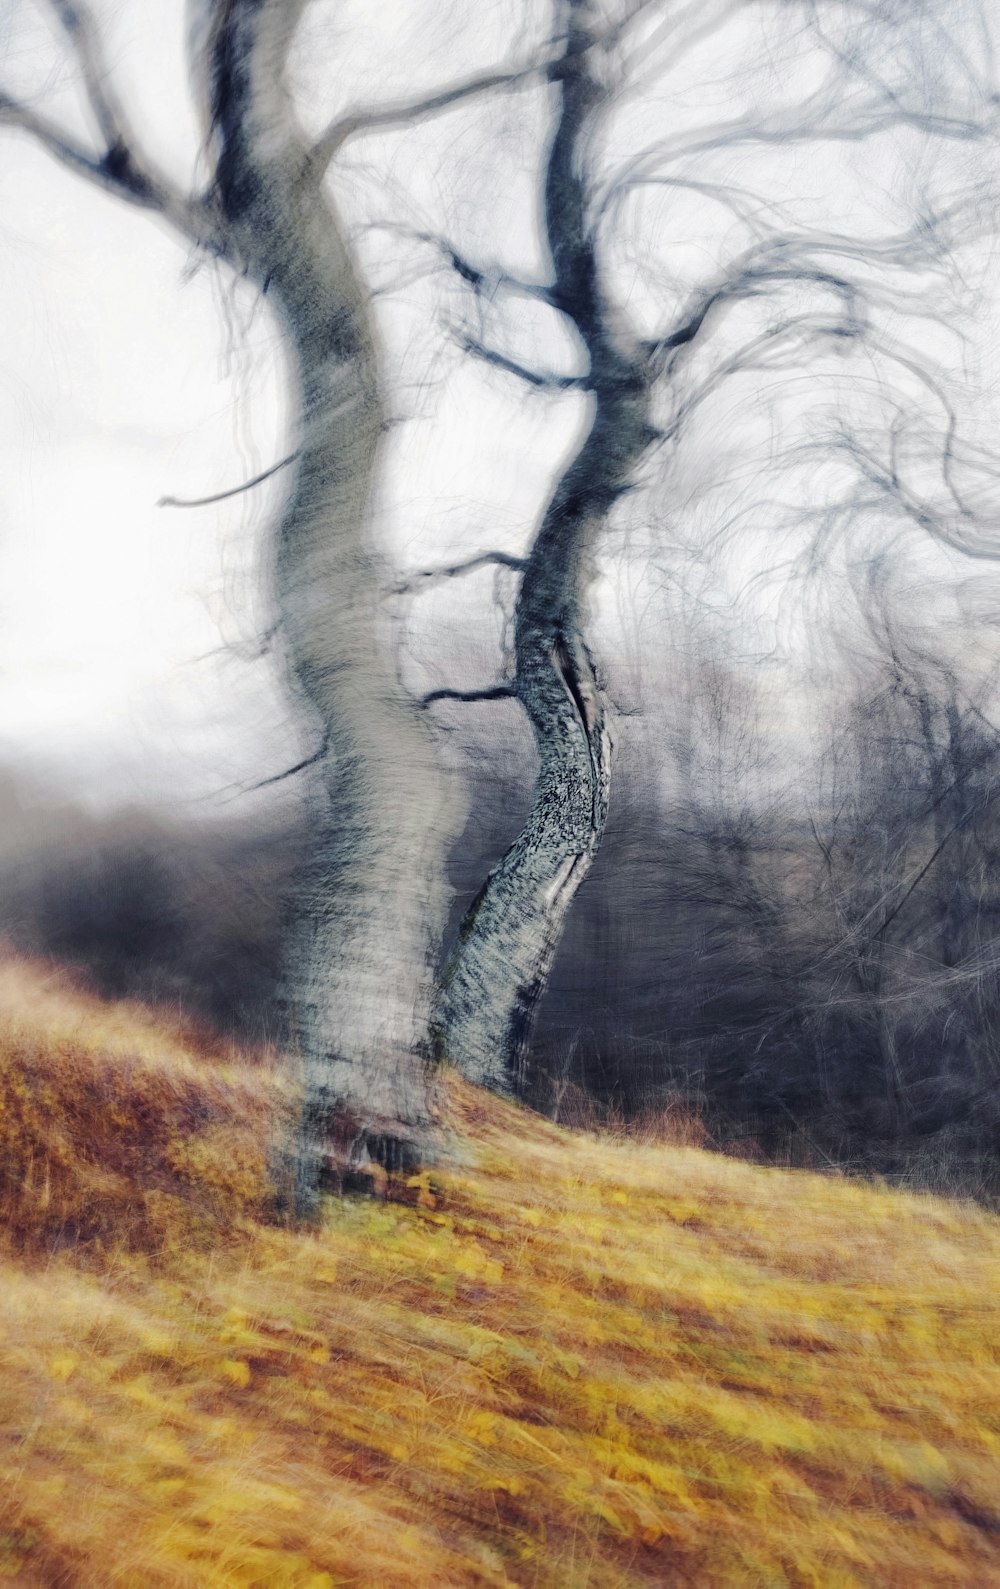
top-left (0, 778), bottom-right (304, 1044)
top-left (535, 637), bottom-right (1000, 1201)
top-left (4, 615), bottom-right (1000, 1202)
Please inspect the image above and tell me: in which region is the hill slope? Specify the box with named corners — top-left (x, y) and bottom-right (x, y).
top-left (1, 955), bottom-right (999, 1586)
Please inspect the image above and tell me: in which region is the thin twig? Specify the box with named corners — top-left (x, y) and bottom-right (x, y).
top-left (158, 453), bottom-right (299, 510)
top-left (245, 743), bottom-right (328, 792)
top-left (420, 685), bottom-right (517, 709)
top-left (457, 332), bottom-right (587, 391)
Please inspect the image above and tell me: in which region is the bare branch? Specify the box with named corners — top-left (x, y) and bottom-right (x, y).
top-left (395, 552), bottom-right (526, 596)
top-left (456, 332), bottom-right (587, 392)
top-left (848, 433), bottom-right (996, 563)
top-left (809, 815), bottom-right (835, 876)
top-left (158, 453), bottom-right (299, 510)
top-left (312, 59), bottom-right (547, 173)
top-left (871, 794), bottom-right (998, 944)
top-left (419, 685), bottom-right (517, 710)
top-left (356, 221), bottom-right (556, 306)
top-left (47, 0), bottom-right (124, 150)
top-left (610, 0), bottom-right (745, 102)
top-left (0, 94), bottom-right (120, 192)
top-left (822, 317), bottom-right (999, 561)
top-left (651, 303), bottom-right (861, 459)
top-left (243, 742), bottom-right (328, 792)
top-left (316, 0), bottom-right (674, 183)
top-left (0, 1), bottom-right (207, 242)
top-left (645, 254), bottom-right (862, 400)
top-left (804, 0), bottom-right (996, 130)
top-left (600, 97), bottom-right (997, 219)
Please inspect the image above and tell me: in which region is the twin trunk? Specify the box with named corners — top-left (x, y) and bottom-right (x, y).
top-left (212, 0), bottom-right (651, 1172)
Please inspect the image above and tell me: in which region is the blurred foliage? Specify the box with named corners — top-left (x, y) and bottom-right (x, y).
top-left (1, 953), bottom-right (999, 1584)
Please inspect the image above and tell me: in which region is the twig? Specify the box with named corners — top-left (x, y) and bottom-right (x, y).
top-left (158, 453), bottom-right (299, 510)
top-left (420, 685), bottom-right (517, 709)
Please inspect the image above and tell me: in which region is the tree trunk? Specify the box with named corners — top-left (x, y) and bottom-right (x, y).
top-left (437, 2), bottom-right (654, 1093)
top-left (210, 1), bottom-right (464, 1206)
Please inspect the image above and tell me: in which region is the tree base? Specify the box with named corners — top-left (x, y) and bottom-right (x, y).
top-left (287, 1094), bottom-right (434, 1219)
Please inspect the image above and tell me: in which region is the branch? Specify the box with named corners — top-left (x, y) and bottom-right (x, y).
top-left (809, 815), bottom-right (835, 877)
top-left (843, 420), bottom-right (996, 564)
top-left (0, 95), bottom-right (120, 191)
top-left (244, 742), bottom-right (328, 792)
top-left (158, 453), bottom-right (299, 509)
top-left (46, 0), bottom-right (130, 148)
top-left (650, 305), bottom-right (860, 457)
top-left (804, 0), bottom-right (995, 135)
top-left (644, 240), bottom-right (865, 379)
top-left (312, 59), bottom-right (547, 173)
top-left (457, 332), bottom-right (587, 392)
top-left (871, 795), bottom-right (995, 942)
top-left (395, 551), bottom-right (525, 596)
top-left (600, 96), bottom-right (996, 219)
top-left (0, 0), bottom-right (206, 242)
top-left (419, 685), bottom-right (517, 709)
top-left (357, 222), bottom-right (555, 306)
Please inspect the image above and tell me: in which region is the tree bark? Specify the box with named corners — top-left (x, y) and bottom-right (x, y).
top-left (209, 1), bottom-right (465, 1205)
top-left (437, 1), bottom-right (654, 1093)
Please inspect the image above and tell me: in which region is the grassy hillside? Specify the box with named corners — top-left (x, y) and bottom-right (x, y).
top-left (1, 955), bottom-right (999, 1586)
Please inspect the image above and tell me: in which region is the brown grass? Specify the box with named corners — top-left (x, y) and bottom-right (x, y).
top-left (1, 953), bottom-right (999, 1585)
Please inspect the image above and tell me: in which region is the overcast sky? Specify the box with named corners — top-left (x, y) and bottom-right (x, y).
top-left (3, 0), bottom-right (1000, 817)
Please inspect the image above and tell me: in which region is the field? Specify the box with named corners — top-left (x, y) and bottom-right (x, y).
top-left (1, 953), bottom-right (999, 1585)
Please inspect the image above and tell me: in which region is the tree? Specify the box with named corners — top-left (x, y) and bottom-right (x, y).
top-left (803, 611), bottom-right (1000, 1148)
top-left (430, 0), bottom-right (1000, 1101)
top-left (5, 0), bottom-right (1000, 1203)
top-left (0, 0), bottom-right (542, 1204)
top-left (434, 1), bottom-right (654, 1093)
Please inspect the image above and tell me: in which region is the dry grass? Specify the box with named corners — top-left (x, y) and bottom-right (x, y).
top-left (1, 953), bottom-right (999, 1585)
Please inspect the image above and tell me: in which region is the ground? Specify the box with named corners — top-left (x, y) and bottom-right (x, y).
top-left (1, 953), bottom-right (999, 1586)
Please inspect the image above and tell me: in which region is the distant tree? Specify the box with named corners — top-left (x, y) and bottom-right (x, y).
top-left (804, 620), bottom-right (1000, 1150)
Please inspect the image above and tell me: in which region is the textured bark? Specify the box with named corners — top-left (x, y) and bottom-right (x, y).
top-left (437, 1), bottom-right (655, 1093)
top-left (208, 2), bottom-right (465, 1206)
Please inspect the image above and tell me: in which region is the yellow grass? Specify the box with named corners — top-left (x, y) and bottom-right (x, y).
top-left (1, 953), bottom-right (999, 1586)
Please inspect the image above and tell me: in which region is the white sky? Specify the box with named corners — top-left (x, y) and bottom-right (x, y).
top-left (3, 0), bottom-right (1000, 816)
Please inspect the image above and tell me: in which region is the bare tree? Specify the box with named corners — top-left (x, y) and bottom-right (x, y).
top-left (803, 611), bottom-right (1000, 1137)
top-left (434, 1), bottom-right (655, 1092)
top-left (6, 0), bottom-right (1000, 1202)
top-left (427, 0), bottom-right (1000, 1097)
top-left (0, 0), bottom-right (544, 1204)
